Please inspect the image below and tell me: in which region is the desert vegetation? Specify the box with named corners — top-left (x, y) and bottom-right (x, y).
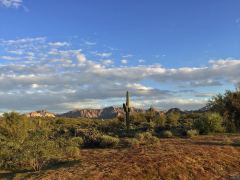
top-left (0, 89), bottom-right (240, 179)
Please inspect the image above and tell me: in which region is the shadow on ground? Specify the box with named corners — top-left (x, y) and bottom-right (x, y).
top-left (0, 160), bottom-right (81, 180)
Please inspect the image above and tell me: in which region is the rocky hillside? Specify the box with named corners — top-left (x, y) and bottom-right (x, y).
top-left (26, 107), bottom-right (199, 119)
top-left (26, 110), bottom-right (55, 118)
top-left (59, 106), bottom-right (145, 119)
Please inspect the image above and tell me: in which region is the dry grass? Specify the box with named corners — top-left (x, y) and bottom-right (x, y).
top-left (1, 134), bottom-right (240, 180)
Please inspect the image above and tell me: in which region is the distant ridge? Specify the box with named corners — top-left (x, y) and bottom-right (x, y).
top-left (58, 106), bottom-right (146, 119)
top-left (25, 106), bottom-right (208, 119)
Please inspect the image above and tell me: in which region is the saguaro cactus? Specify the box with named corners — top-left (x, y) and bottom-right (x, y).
top-left (123, 91), bottom-right (131, 131)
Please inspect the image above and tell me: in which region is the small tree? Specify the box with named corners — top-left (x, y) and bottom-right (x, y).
top-left (194, 113), bottom-right (224, 134)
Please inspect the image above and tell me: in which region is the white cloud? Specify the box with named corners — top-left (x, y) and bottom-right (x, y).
top-left (94, 52), bottom-right (112, 58)
top-left (0, 0), bottom-right (23, 8)
top-left (0, 37), bottom-right (240, 112)
top-left (84, 41), bottom-right (96, 46)
top-left (121, 59), bottom-right (128, 64)
top-left (49, 42), bottom-right (70, 47)
top-left (76, 53), bottom-right (87, 64)
top-left (1, 37), bottom-right (46, 45)
top-left (102, 59), bottom-right (113, 65)
top-left (0, 56), bottom-right (21, 60)
top-left (122, 54), bottom-right (133, 58)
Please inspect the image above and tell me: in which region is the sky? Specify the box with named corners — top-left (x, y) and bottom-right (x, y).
top-left (0, 0), bottom-right (240, 113)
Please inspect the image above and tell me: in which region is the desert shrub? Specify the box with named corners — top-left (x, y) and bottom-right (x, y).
top-left (186, 129), bottom-right (198, 138)
top-left (0, 113), bottom-right (59, 171)
top-left (145, 109), bottom-right (157, 122)
top-left (136, 132), bottom-right (159, 145)
top-left (165, 112), bottom-right (180, 129)
top-left (80, 128), bottom-right (103, 147)
top-left (77, 128), bottom-right (119, 148)
top-left (193, 113), bottom-right (225, 134)
top-left (179, 117), bottom-right (194, 131)
top-left (0, 140), bottom-right (23, 170)
top-left (131, 112), bottom-right (146, 124)
top-left (162, 130), bottom-right (173, 138)
top-left (98, 119), bottom-right (125, 135)
top-left (51, 136), bottom-right (82, 160)
top-left (122, 138), bottom-right (140, 148)
top-left (56, 136), bottom-right (84, 148)
top-left (154, 114), bottom-right (166, 128)
top-left (20, 130), bottom-right (61, 171)
top-left (139, 121), bottom-right (155, 132)
top-left (99, 135), bottom-right (120, 148)
top-left (65, 146), bottom-right (81, 159)
top-left (0, 112), bottom-right (30, 142)
top-left (69, 137), bottom-right (84, 147)
top-left (208, 89), bottom-right (240, 132)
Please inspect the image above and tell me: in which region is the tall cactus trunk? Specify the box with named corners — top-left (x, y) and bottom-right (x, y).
top-left (123, 91), bottom-right (131, 132)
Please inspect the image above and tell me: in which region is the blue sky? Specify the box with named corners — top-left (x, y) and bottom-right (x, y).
top-left (0, 0), bottom-right (240, 112)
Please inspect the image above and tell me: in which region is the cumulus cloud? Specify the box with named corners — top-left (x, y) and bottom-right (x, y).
top-left (0, 56), bottom-right (21, 61)
top-left (49, 42), bottom-right (70, 47)
top-left (0, 0), bottom-right (23, 8)
top-left (94, 52), bottom-right (112, 58)
top-left (121, 59), bottom-right (128, 64)
top-left (76, 53), bottom-right (87, 64)
top-left (0, 37), bottom-right (239, 112)
top-left (102, 59), bottom-right (113, 65)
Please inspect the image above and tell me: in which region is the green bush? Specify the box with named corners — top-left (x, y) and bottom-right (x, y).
top-left (65, 146), bottom-right (81, 159)
top-left (69, 137), bottom-right (84, 147)
top-left (180, 118), bottom-right (194, 131)
top-left (194, 113), bottom-right (225, 134)
top-left (99, 135), bottom-right (120, 148)
top-left (186, 129), bottom-right (198, 138)
top-left (166, 112), bottom-right (180, 128)
top-left (21, 130), bottom-right (61, 171)
top-left (136, 132), bottom-right (159, 145)
top-left (208, 89), bottom-right (240, 132)
top-left (162, 130), bottom-right (173, 138)
top-left (122, 138), bottom-right (140, 148)
top-left (76, 129), bottom-right (119, 148)
top-left (80, 128), bottom-right (103, 147)
top-left (154, 114), bottom-right (166, 128)
top-left (0, 140), bottom-right (22, 170)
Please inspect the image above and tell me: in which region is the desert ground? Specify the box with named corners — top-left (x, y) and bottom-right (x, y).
top-left (1, 134), bottom-right (240, 180)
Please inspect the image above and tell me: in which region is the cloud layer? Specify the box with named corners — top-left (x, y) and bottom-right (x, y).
top-left (0, 0), bottom-right (23, 8)
top-left (0, 37), bottom-right (239, 112)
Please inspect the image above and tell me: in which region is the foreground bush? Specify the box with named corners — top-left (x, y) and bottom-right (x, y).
top-left (122, 138), bottom-right (140, 148)
top-left (136, 132), bottom-right (159, 145)
top-left (100, 135), bottom-right (120, 147)
top-left (162, 130), bottom-right (173, 138)
top-left (65, 146), bottom-right (81, 159)
top-left (80, 128), bottom-right (103, 147)
top-left (194, 113), bottom-right (225, 134)
top-left (76, 128), bottom-right (120, 148)
top-left (186, 129), bottom-right (198, 138)
top-left (21, 130), bottom-right (60, 171)
top-left (208, 89), bottom-right (240, 132)
top-left (0, 130), bottom-right (61, 171)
